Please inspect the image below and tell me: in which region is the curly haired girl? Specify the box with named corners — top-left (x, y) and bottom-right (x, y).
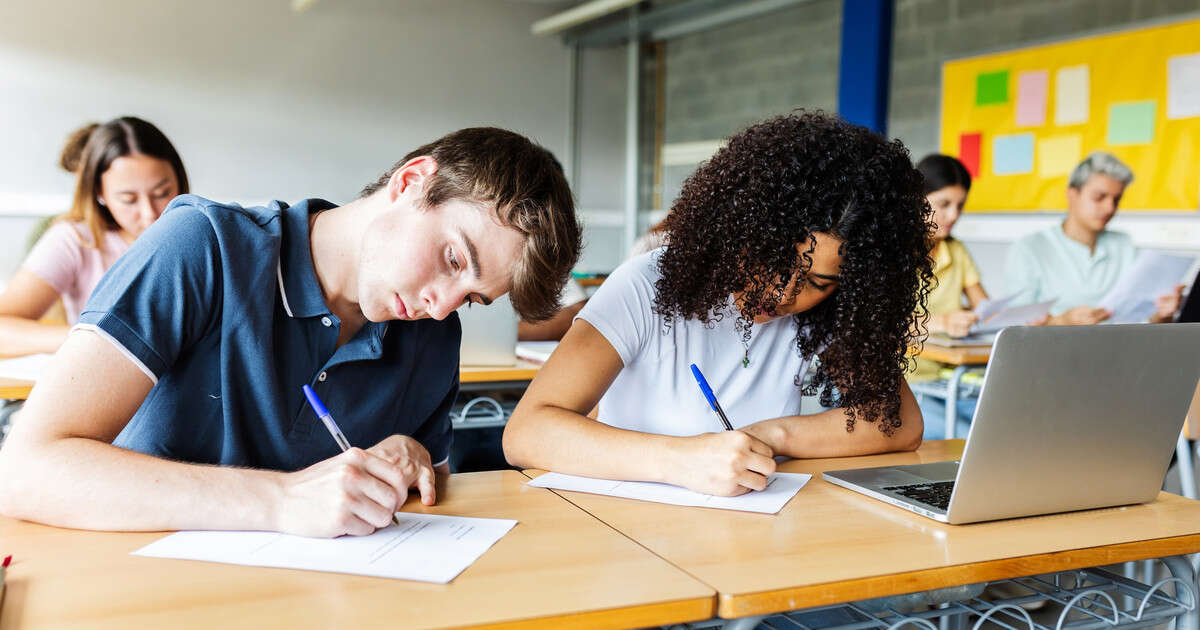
top-left (503, 111), bottom-right (934, 496)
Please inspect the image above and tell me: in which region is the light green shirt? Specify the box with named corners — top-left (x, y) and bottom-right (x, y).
top-left (1004, 224), bottom-right (1136, 315)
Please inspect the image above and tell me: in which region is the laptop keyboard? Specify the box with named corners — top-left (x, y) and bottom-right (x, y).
top-left (882, 481), bottom-right (955, 511)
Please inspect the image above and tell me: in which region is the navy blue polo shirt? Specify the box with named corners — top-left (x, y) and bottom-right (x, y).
top-left (77, 195), bottom-right (459, 470)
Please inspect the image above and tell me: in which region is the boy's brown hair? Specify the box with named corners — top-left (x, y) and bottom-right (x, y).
top-left (361, 127), bottom-right (580, 322)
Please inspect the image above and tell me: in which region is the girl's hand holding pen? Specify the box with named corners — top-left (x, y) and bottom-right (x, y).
top-left (668, 431), bottom-right (776, 497)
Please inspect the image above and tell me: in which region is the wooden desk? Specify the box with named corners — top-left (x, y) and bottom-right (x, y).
top-left (0, 376), bottom-right (33, 400)
top-left (576, 276), bottom-right (606, 288)
top-left (460, 361), bottom-right (540, 386)
top-left (0, 354), bottom-right (41, 401)
top-left (911, 342), bottom-right (991, 366)
top-left (910, 342), bottom-right (992, 439)
top-left (0, 470), bottom-right (714, 629)
top-left (528, 440), bottom-right (1200, 621)
top-left (0, 363), bottom-right (542, 401)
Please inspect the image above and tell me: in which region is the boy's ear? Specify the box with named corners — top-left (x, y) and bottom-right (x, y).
top-left (387, 156), bottom-right (439, 205)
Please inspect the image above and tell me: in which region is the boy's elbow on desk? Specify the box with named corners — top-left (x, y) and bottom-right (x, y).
top-left (0, 448), bottom-right (37, 521)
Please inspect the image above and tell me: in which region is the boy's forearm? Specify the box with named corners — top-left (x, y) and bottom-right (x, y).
top-left (0, 436), bottom-right (282, 532)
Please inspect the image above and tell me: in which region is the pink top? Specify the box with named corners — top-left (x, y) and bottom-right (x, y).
top-left (21, 221), bottom-right (130, 324)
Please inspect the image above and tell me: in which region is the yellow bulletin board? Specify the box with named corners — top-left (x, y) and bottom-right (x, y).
top-left (939, 17), bottom-right (1200, 212)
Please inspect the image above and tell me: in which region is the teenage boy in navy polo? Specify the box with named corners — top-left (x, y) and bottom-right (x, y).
top-left (0, 127), bottom-right (580, 538)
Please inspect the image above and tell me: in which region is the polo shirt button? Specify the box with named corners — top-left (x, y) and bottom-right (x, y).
top-left (321, 317), bottom-right (332, 327)
top-left (318, 372), bottom-right (327, 382)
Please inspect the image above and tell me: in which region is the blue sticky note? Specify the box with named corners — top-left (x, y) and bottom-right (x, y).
top-left (992, 133), bottom-right (1034, 175)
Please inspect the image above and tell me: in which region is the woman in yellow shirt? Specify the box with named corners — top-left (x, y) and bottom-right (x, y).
top-left (911, 154), bottom-right (987, 439)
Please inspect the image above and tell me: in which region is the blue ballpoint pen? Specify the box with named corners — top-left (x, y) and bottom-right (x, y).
top-left (302, 384), bottom-right (402, 527)
top-left (689, 363), bottom-right (735, 431)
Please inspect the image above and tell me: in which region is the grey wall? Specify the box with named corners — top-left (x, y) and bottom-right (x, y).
top-left (572, 45), bottom-right (631, 273)
top-left (0, 0), bottom-right (577, 279)
top-left (658, 0), bottom-right (842, 210)
top-left (663, 0), bottom-right (842, 143)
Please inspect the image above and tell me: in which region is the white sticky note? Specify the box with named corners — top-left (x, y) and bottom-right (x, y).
top-left (1168, 53), bottom-right (1200, 120)
top-left (1055, 65), bottom-right (1090, 125)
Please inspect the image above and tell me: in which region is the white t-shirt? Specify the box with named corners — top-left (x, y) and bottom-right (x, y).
top-left (578, 250), bottom-right (815, 437)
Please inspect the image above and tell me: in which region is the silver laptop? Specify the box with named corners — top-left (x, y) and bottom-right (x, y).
top-left (458, 294), bottom-right (519, 367)
top-left (824, 324), bottom-right (1200, 524)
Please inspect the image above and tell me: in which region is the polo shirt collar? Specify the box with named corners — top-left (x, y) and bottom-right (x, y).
top-left (277, 198), bottom-right (338, 319)
top-left (1055, 223), bottom-right (1110, 263)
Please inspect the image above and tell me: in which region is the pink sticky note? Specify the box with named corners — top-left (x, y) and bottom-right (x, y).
top-left (1016, 70), bottom-right (1048, 127)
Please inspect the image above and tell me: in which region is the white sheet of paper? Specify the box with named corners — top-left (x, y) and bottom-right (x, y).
top-left (973, 293), bottom-right (1018, 322)
top-left (1099, 251), bottom-right (1194, 324)
top-left (515, 341), bottom-right (558, 364)
top-left (132, 512), bottom-right (517, 583)
top-left (972, 299), bottom-right (1056, 334)
top-left (0, 353), bottom-right (53, 381)
top-left (527, 471), bottom-right (810, 514)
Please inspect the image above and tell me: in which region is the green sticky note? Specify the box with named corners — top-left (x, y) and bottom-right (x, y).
top-left (1107, 101), bottom-right (1156, 145)
top-left (976, 71), bottom-right (1009, 105)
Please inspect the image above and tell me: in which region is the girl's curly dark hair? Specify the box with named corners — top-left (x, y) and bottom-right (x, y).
top-left (655, 110), bottom-right (934, 434)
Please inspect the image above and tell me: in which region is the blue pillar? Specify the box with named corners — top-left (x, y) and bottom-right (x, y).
top-left (837, 0), bottom-right (894, 135)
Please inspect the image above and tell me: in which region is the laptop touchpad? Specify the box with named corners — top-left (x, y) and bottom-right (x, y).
top-left (830, 467), bottom-right (930, 486)
top-left (893, 461), bottom-right (959, 482)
